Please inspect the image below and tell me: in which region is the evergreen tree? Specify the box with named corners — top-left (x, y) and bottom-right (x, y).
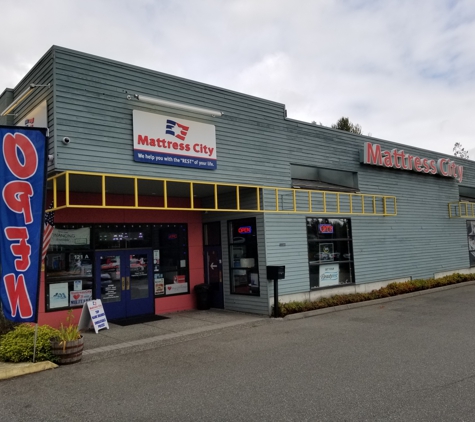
top-left (331, 117), bottom-right (363, 135)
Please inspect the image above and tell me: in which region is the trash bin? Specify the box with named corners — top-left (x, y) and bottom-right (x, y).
top-left (194, 283), bottom-right (211, 310)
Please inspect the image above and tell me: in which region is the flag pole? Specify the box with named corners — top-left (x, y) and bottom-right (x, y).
top-left (33, 323), bottom-right (38, 363)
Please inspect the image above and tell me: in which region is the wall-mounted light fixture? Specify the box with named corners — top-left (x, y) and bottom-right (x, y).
top-left (0, 83), bottom-right (51, 116)
top-left (127, 93), bottom-right (223, 117)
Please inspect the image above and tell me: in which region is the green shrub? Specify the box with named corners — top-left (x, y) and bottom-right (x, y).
top-left (0, 307), bottom-right (17, 336)
top-left (279, 273), bottom-right (475, 317)
top-left (0, 324), bottom-right (60, 363)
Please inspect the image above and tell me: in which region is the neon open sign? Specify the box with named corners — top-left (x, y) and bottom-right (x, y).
top-left (238, 226), bottom-right (252, 234)
top-left (318, 224), bottom-right (333, 234)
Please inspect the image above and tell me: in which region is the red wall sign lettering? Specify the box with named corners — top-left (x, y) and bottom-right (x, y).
top-left (363, 142), bottom-right (463, 183)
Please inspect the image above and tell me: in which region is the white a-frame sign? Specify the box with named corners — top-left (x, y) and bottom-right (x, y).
top-left (78, 299), bottom-right (109, 334)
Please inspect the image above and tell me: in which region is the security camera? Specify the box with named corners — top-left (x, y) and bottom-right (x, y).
top-left (62, 137), bottom-right (71, 145)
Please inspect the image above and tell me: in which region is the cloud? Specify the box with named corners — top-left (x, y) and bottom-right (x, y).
top-left (1, 0), bottom-right (475, 154)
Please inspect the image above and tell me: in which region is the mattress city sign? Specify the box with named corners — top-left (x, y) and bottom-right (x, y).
top-left (133, 110), bottom-right (217, 170)
top-left (363, 142), bottom-right (463, 183)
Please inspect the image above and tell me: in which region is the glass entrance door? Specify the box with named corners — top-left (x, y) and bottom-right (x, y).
top-left (95, 250), bottom-right (153, 320)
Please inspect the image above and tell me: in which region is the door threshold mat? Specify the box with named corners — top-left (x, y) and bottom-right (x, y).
top-left (109, 314), bottom-right (169, 326)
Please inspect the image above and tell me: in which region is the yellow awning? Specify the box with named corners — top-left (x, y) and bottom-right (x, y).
top-left (47, 171), bottom-right (397, 217)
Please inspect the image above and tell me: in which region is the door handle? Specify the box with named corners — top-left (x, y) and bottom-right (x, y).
top-left (126, 276), bottom-right (130, 290)
top-left (122, 277), bottom-right (125, 290)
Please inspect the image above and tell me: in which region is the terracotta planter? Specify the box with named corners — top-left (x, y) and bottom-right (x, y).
top-left (50, 336), bottom-right (84, 365)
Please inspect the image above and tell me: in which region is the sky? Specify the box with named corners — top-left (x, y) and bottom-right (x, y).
top-left (1, 0), bottom-right (475, 156)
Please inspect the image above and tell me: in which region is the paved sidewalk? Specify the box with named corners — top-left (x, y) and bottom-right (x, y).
top-left (0, 309), bottom-right (269, 380)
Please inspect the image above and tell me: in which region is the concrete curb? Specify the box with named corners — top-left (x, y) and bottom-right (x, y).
top-left (0, 361), bottom-right (58, 381)
top-left (283, 280), bottom-right (475, 320)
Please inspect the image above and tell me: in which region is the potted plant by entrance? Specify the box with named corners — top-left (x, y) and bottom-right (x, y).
top-left (50, 310), bottom-right (84, 365)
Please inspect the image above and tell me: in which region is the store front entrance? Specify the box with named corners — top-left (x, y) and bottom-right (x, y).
top-left (95, 250), bottom-right (154, 320)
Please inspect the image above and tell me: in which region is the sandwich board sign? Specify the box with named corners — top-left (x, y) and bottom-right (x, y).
top-left (78, 299), bottom-right (109, 333)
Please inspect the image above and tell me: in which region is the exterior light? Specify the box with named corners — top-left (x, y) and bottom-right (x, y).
top-left (128, 93), bottom-right (223, 117)
top-left (0, 84), bottom-right (51, 116)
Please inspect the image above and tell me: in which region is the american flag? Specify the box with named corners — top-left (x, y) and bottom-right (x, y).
top-left (42, 203), bottom-right (55, 261)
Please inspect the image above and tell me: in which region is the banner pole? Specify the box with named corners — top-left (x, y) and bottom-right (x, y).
top-left (33, 323), bottom-right (38, 363)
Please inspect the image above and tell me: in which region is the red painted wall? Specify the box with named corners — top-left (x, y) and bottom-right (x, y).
top-left (38, 193), bottom-right (204, 326)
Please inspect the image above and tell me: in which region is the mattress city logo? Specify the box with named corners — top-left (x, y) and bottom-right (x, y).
top-left (165, 119), bottom-right (189, 141)
top-left (363, 142), bottom-right (463, 183)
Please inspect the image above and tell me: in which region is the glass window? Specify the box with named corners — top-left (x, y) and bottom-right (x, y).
top-left (94, 224), bottom-right (152, 249)
top-left (45, 224), bottom-right (94, 310)
top-left (153, 224), bottom-right (189, 296)
top-left (228, 218), bottom-right (259, 296)
top-left (466, 221), bottom-right (475, 267)
top-left (307, 218), bottom-right (354, 289)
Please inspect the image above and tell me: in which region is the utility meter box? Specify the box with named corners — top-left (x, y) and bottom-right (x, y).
top-left (267, 266), bottom-right (285, 280)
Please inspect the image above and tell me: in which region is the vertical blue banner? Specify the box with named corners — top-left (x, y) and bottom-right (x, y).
top-left (0, 127), bottom-right (47, 322)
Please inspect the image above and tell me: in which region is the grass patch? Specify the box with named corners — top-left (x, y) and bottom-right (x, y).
top-left (278, 273), bottom-right (475, 317)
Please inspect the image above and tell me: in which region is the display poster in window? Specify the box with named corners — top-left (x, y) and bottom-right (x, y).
top-left (49, 283), bottom-right (69, 309)
top-left (70, 289), bottom-right (92, 307)
top-left (102, 282), bottom-right (121, 302)
top-left (74, 280), bottom-right (83, 291)
top-left (153, 249), bottom-right (160, 265)
top-left (319, 264), bottom-right (340, 287)
top-left (165, 283), bottom-right (188, 295)
top-left (51, 227), bottom-right (91, 246)
top-left (319, 243), bottom-right (334, 262)
top-left (174, 275), bottom-right (186, 283)
top-left (154, 273), bottom-right (165, 295)
top-left (69, 253), bottom-right (93, 276)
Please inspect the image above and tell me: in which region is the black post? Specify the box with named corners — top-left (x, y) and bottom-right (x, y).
top-left (273, 277), bottom-right (279, 318)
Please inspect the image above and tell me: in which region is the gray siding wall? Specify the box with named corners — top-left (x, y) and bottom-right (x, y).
top-left (52, 47), bottom-right (289, 187)
top-left (1, 49), bottom-right (55, 171)
top-left (259, 123), bottom-right (473, 295)
top-left (263, 213), bottom-right (310, 296)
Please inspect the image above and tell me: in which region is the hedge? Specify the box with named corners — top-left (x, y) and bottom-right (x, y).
top-left (278, 273), bottom-right (475, 317)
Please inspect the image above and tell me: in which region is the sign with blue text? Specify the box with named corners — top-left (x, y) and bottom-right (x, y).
top-left (0, 126), bottom-right (47, 322)
top-left (133, 110), bottom-right (217, 169)
top-left (78, 299), bottom-right (109, 334)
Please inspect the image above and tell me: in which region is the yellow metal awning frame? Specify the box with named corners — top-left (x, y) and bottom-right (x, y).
top-left (47, 170), bottom-right (397, 217)
top-left (449, 202), bottom-right (475, 218)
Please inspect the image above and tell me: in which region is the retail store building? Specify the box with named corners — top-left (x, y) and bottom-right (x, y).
top-left (1, 46), bottom-right (474, 326)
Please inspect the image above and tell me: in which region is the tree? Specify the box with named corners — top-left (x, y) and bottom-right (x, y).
top-left (331, 117), bottom-right (362, 135)
top-left (453, 142), bottom-right (469, 159)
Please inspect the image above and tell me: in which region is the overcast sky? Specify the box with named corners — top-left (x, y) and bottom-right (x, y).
top-left (1, 0), bottom-right (474, 156)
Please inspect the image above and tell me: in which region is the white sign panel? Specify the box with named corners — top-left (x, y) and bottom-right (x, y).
top-left (51, 227), bottom-right (90, 245)
top-left (78, 299), bottom-right (109, 334)
top-left (70, 289), bottom-right (92, 307)
top-left (49, 282), bottom-right (69, 309)
top-left (133, 110), bottom-right (217, 169)
top-left (165, 283), bottom-right (188, 295)
top-left (18, 100), bottom-right (48, 128)
top-left (319, 264), bottom-right (340, 287)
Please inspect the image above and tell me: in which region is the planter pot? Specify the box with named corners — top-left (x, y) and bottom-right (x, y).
top-left (50, 336), bottom-right (84, 365)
